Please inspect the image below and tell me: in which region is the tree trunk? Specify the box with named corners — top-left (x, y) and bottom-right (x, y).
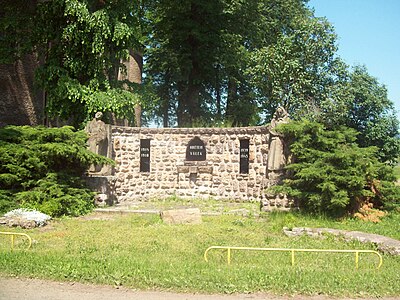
top-left (176, 82), bottom-right (187, 127)
top-left (176, 2), bottom-right (202, 127)
top-left (225, 76), bottom-right (238, 124)
top-left (215, 66), bottom-right (221, 118)
top-left (116, 49), bottom-right (143, 127)
top-left (186, 64), bottom-right (201, 124)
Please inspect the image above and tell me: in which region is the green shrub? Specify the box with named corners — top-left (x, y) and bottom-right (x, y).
top-left (0, 125), bottom-right (112, 216)
top-left (0, 190), bottom-right (18, 213)
top-left (394, 164), bottom-right (400, 180)
top-left (270, 120), bottom-right (400, 217)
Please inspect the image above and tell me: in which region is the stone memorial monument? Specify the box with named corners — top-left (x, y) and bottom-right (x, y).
top-left (84, 107), bottom-right (296, 210)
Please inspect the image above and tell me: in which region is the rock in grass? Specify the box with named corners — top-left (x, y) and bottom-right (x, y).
top-left (3, 209), bottom-right (51, 228)
top-left (160, 208), bottom-right (202, 225)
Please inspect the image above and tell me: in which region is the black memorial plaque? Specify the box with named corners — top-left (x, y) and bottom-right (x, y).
top-left (140, 139), bottom-right (150, 172)
top-left (186, 137), bottom-right (206, 161)
top-left (239, 139), bottom-right (249, 174)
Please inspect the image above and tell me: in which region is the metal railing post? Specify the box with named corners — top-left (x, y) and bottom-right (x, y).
top-left (291, 249), bottom-right (295, 266)
top-left (355, 251), bottom-right (359, 269)
top-left (0, 232), bottom-right (32, 250)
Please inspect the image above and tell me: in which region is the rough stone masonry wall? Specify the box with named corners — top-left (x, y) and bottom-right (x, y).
top-left (112, 126), bottom-right (272, 203)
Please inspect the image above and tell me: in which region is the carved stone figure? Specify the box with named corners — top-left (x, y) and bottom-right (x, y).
top-left (267, 106), bottom-right (289, 172)
top-left (86, 112), bottom-right (108, 172)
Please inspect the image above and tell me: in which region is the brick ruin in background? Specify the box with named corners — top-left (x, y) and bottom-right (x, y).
top-left (86, 108), bottom-right (295, 211)
top-left (0, 53), bottom-right (44, 126)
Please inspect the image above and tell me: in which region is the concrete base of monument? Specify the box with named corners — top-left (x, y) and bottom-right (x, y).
top-left (161, 208), bottom-right (202, 225)
top-left (85, 175), bottom-right (117, 207)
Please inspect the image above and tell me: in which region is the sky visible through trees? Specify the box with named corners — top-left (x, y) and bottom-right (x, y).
top-left (309, 0), bottom-right (400, 118)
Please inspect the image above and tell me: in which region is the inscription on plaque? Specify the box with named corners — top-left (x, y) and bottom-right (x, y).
top-left (239, 139), bottom-right (249, 174)
top-left (140, 139), bottom-right (150, 172)
top-left (186, 137), bottom-right (206, 161)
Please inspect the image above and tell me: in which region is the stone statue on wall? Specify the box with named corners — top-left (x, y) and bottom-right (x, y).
top-left (86, 112), bottom-right (108, 173)
top-left (267, 106), bottom-right (289, 172)
top-left (262, 106), bottom-right (292, 211)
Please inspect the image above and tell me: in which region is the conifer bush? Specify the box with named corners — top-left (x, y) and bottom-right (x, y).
top-left (0, 125), bottom-right (112, 217)
top-left (271, 120), bottom-right (400, 217)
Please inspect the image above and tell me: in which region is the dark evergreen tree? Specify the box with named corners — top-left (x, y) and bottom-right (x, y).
top-left (0, 125), bottom-right (112, 216)
top-left (271, 120), bottom-right (399, 216)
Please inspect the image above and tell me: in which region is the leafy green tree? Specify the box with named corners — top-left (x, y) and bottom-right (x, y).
top-left (145, 0), bottom-right (312, 127)
top-left (1, 0), bottom-right (150, 127)
top-left (271, 120), bottom-right (399, 216)
top-left (224, 0), bottom-right (310, 126)
top-left (145, 0), bottom-right (227, 126)
top-left (2, 0), bottom-right (397, 141)
top-left (0, 125), bottom-right (112, 216)
top-left (248, 16), bottom-right (350, 123)
top-left (36, 0), bottom-right (148, 126)
top-left (344, 65), bottom-right (400, 164)
top-left (0, 0), bottom-right (36, 63)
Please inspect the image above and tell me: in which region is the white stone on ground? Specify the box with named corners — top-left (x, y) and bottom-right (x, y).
top-left (4, 208), bottom-right (51, 227)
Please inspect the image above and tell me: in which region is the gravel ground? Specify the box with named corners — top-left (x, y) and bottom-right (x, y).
top-left (1, 277), bottom-right (399, 300)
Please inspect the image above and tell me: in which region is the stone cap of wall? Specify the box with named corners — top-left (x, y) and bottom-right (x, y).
top-left (111, 125), bottom-right (269, 135)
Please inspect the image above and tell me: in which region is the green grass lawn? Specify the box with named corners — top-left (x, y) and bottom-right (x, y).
top-left (1, 209), bottom-right (400, 297)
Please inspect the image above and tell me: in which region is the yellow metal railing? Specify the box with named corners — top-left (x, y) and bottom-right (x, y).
top-left (204, 246), bottom-right (383, 269)
top-left (0, 231), bottom-right (32, 250)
